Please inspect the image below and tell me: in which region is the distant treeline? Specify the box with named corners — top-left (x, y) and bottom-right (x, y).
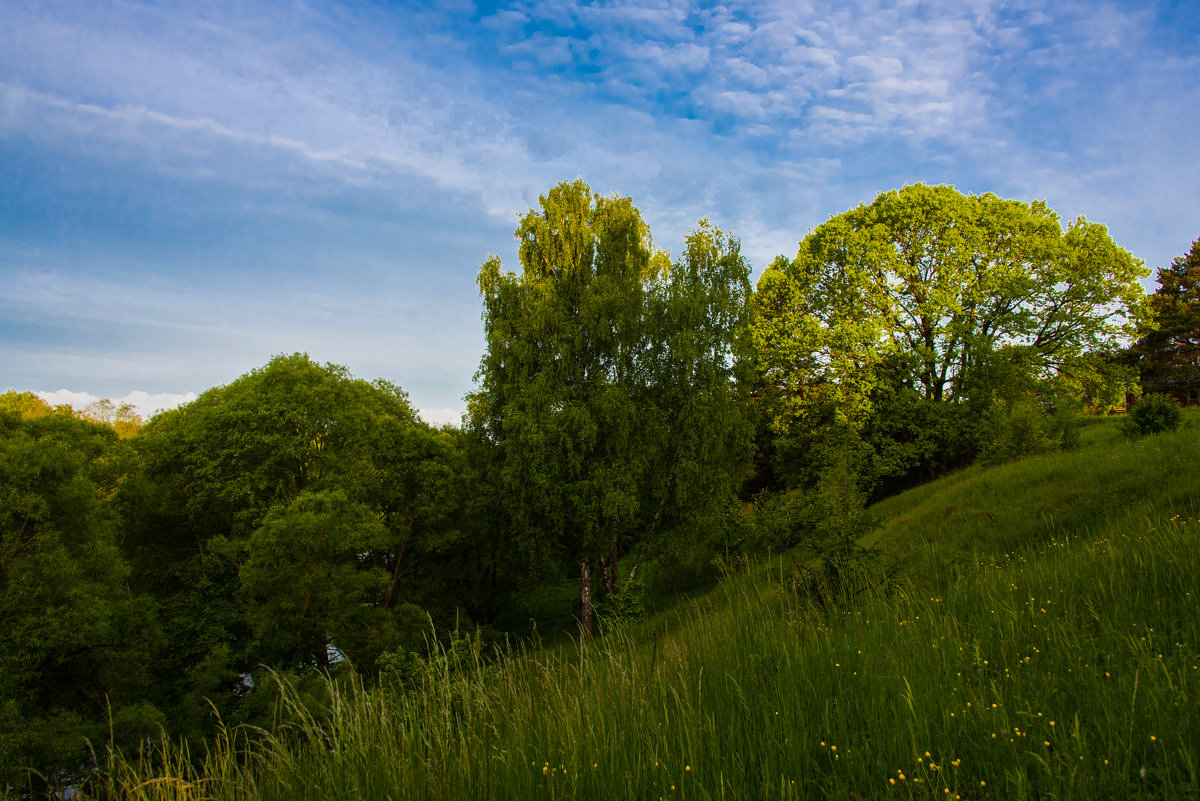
top-left (2, 181), bottom-right (1195, 794)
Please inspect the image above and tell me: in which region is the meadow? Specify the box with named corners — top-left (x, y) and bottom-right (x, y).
top-left (79, 413), bottom-right (1200, 800)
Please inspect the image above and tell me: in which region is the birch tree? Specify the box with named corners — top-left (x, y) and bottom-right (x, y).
top-left (471, 181), bottom-right (753, 635)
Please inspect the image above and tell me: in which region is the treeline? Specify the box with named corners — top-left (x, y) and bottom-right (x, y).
top-left (3, 181), bottom-right (1194, 794)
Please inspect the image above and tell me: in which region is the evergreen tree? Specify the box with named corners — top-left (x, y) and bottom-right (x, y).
top-left (1124, 236), bottom-right (1200, 401)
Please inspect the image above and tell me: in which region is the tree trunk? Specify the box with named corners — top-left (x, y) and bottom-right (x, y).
top-left (579, 556), bottom-right (594, 638)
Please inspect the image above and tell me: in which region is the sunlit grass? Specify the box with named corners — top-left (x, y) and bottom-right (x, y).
top-left (83, 418), bottom-right (1200, 800)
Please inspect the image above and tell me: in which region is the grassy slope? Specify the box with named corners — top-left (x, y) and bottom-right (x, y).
top-left (93, 415), bottom-right (1200, 801)
top-left (868, 412), bottom-right (1199, 582)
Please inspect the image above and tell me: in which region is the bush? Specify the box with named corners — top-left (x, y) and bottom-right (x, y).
top-left (598, 570), bottom-right (647, 625)
top-left (977, 396), bottom-right (1055, 466)
top-left (1127, 393), bottom-right (1183, 436)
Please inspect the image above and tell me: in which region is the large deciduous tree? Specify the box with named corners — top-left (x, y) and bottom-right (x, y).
top-left (125, 354), bottom-right (464, 723)
top-left (753, 184), bottom-right (1148, 485)
top-left (470, 180), bottom-right (753, 636)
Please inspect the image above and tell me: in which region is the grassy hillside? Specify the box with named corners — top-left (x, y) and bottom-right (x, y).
top-left (868, 412), bottom-right (1199, 583)
top-left (86, 415), bottom-right (1200, 800)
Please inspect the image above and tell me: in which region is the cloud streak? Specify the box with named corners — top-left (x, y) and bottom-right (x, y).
top-left (1, 0), bottom-right (1196, 418)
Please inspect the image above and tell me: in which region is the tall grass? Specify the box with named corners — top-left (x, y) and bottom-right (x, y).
top-left (85, 421), bottom-right (1200, 801)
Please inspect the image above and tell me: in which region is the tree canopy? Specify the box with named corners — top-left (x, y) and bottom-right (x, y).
top-left (751, 184), bottom-right (1148, 488)
top-left (0, 181), bottom-right (1173, 793)
top-left (125, 355), bottom-right (465, 718)
top-left (470, 180), bottom-right (753, 634)
top-left (754, 184), bottom-right (1147, 422)
top-left (1124, 236), bottom-right (1200, 398)
top-left (0, 400), bottom-right (159, 791)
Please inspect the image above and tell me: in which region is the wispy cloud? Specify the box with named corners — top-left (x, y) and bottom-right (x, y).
top-left (2, 0), bottom-right (1181, 244)
top-left (0, 0), bottom-right (1196, 411)
top-left (0, 2), bottom-right (559, 217)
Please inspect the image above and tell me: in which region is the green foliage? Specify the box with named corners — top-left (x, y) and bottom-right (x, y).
top-left (755, 184), bottom-right (1147, 418)
top-left (751, 184), bottom-right (1149, 491)
top-left (0, 195), bottom-right (1178, 797)
top-left (1126, 393), bottom-right (1183, 436)
top-left (470, 181), bottom-right (754, 635)
top-left (599, 568), bottom-right (646, 623)
top-left (231, 489), bottom-right (391, 669)
top-left (0, 390), bottom-right (55, 419)
top-left (961, 352), bottom-right (1087, 467)
top-left (376, 645), bottom-right (426, 689)
top-left (1065, 350), bottom-right (1140, 413)
top-left (0, 404), bottom-right (161, 792)
top-left (977, 396), bottom-right (1055, 466)
top-left (90, 423), bottom-right (1200, 801)
top-left (79, 397), bottom-right (143, 438)
top-left (745, 456), bottom-right (880, 607)
top-left (118, 354), bottom-right (467, 744)
top-left (749, 463), bottom-right (873, 553)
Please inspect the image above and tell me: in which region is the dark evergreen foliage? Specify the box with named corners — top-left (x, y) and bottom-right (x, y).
top-left (1124, 236), bottom-right (1200, 402)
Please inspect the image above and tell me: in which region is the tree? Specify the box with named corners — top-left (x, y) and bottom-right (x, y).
top-left (0, 390), bottom-right (55, 419)
top-left (1126, 393), bottom-right (1183, 436)
top-left (234, 489), bottom-right (390, 669)
top-left (1124, 236), bottom-right (1200, 399)
top-left (0, 398), bottom-right (161, 794)
top-left (470, 181), bottom-right (753, 635)
top-left (81, 397), bottom-right (143, 438)
top-left (124, 354), bottom-right (464, 730)
top-left (752, 184), bottom-right (1148, 486)
top-left (636, 220), bottom-right (757, 592)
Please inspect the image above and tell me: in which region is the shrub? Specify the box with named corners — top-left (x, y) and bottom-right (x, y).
top-left (1127, 393), bottom-right (1183, 436)
top-left (977, 395), bottom-right (1055, 466)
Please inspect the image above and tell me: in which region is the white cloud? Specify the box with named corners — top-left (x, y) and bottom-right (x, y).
top-left (34, 389), bottom-right (102, 410)
top-left (0, 3), bottom-right (554, 219)
top-left (33, 388), bottom-right (460, 428)
top-left (0, 0), bottom-right (1024, 235)
top-left (418, 407), bottom-right (465, 427)
top-left (501, 34), bottom-right (576, 69)
top-left (35, 389), bottom-right (197, 419)
top-left (844, 55), bottom-right (904, 81)
top-left (479, 9), bottom-right (529, 33)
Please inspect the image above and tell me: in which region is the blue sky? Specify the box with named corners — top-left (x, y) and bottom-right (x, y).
top-left (2, 0), bottom-right (1197, 424)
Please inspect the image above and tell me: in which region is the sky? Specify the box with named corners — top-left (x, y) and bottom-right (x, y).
top-left (2, 0), bottom-right (1197, 425)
